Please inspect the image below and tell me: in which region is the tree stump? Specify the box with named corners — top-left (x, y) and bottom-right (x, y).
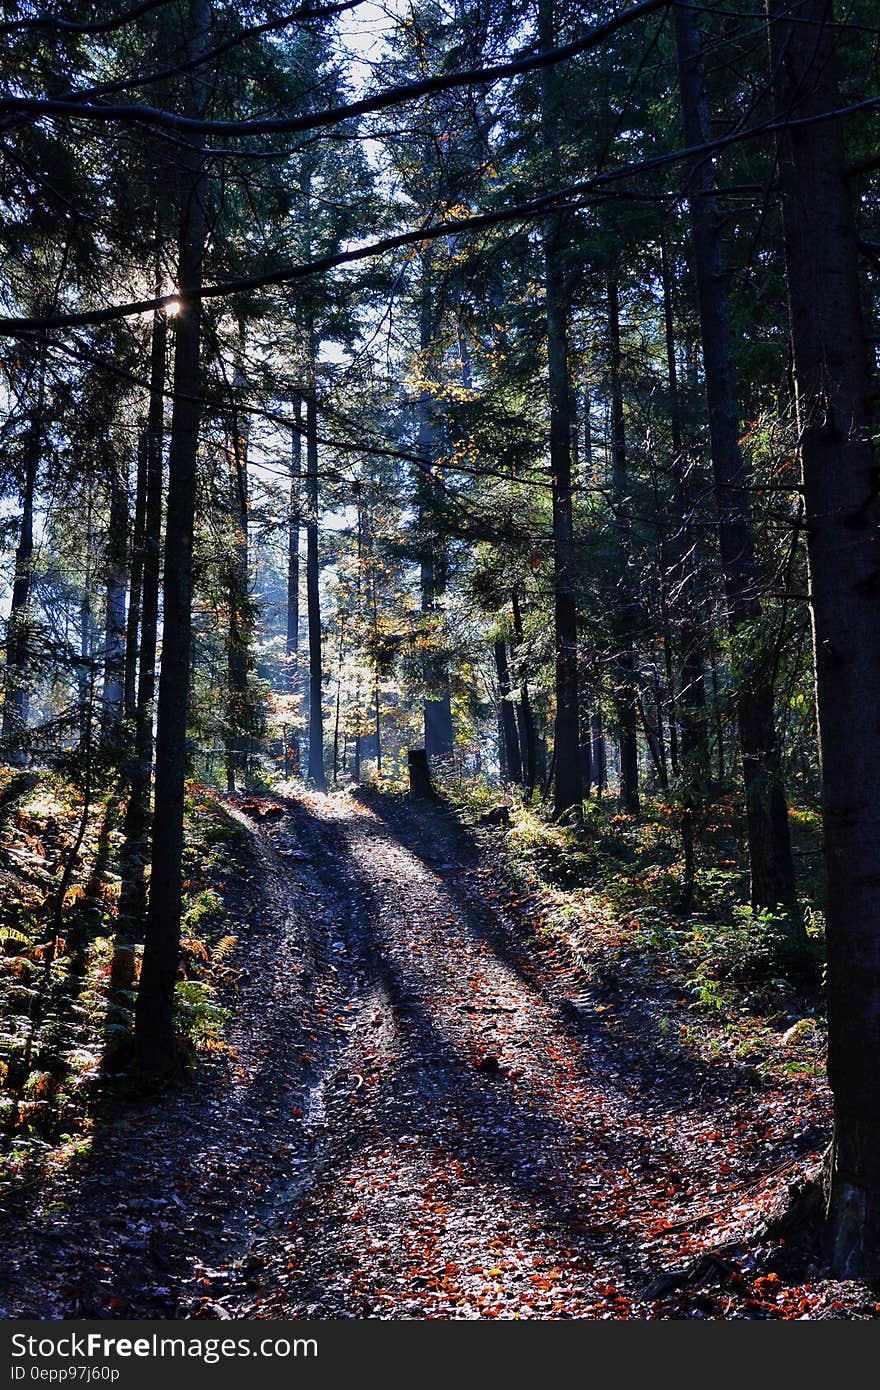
top-left (408, 748), bottom-right (433, 799)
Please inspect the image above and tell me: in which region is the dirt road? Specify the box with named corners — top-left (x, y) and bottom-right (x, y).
top-left (0, 790), bottom-right (845, 1320)
top-left (213, 791), bottom-right (824, 1319)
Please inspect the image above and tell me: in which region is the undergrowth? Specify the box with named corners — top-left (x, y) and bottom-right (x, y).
top-left (445, 779), bottom-right (827, 1090)
top-left (0, 774), bottom-right (248, 1192)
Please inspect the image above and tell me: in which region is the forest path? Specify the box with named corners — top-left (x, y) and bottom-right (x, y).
top-left (214, 790), bottom-right (811, 1319)
top-left (0, 789), bottom-right (829, 1320)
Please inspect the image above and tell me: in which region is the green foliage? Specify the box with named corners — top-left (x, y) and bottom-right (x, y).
top-left (686, 905), bottom-right (822, 1003)
top-left (173, 980), bottom-right (231, 1054)
top-left (451, 779), bottom-right (825, 1016)
top-left (0, 778), bottom-right (248, 1190)
top-left (181, 888), bottom-right (224, 936)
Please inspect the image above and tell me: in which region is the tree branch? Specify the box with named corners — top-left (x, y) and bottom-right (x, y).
top-left (0, 0), bottom-right (175, 38)
top-left (58, 0), bottom-right (372, 104)
top-left (2, 91), bottom-right (878, 337)
top-left (0, 0), bottom-right (670, 137)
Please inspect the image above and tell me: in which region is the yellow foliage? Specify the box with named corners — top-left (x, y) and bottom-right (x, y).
top-left (212, 935), bottom-right (239, 968)
top-left (180, 936), bottom-right (209, 962)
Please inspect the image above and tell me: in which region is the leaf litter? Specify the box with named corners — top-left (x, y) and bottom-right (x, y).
top-left (1, 789), bottom-right (877, 1320)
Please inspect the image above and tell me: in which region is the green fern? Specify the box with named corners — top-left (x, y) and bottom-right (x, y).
top-left (0, 926), bottom-right (31, 946)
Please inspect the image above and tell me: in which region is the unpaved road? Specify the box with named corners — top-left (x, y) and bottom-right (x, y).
top-left (0, 790), bottom-right (852, 1320)
top-left (212, 791), bottom-right (829, 1319)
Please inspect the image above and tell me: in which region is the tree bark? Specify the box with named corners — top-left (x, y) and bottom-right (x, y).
top-left (282, 398), bottom-right (302, 775)
top-left (540, 0), bottom-right (582, 819)
top-left (286, 396), bottom-right (302, 694)
top-left (305, 386), bottom-right (326, 790)
top-left (2, 353), bottom-right (45, 759)
top-left (134, 296), bottom-right (167, 778)
top-left (592, 710), bottom-right (607, 794)
top-left (580, 696), bottom-right (594, 796)
top-left (674, 0), bottom-right (795, 908)
top-left (661, 238), bottom-right (708, 905)
top-left (661, 237), bottom-right (704, 776)
top-left (607, 275), bottom-right (640, 816)
top-left (370, 511), bottom-right (382, 775)
top-left (332, 610), bottom-right (346, 785)
top-left (352, 491), bottom-right (365, 784)
top-left (709, 641), bottom-right (726, 785)
top-left (494, 638), bottom-right (522, 785)
top-left (123, 424), bottom-right (148, 720)
top-left (134, 0), bottom-right (209, 1074)
top-left (224, 337), bottom-right (250, 795)
top-left (769, 0), bottom-right (880, 1275)
top-left (114, 283), bottom-right (167, 1003)
top-left (78, 489), bottom-right (96, 755)
top-left (418, 251), bottom-right (454, 761)
top-left (511, 587), bottom-right (537, 800)
top-left (101, 446), bottom-right (128, 732)
top-left (408, 747), bottom-right (433, 800)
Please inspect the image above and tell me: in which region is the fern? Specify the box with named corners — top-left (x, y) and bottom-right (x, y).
top-left (212, 935), bottom-right (238, 968)
top-left (180, 935), bottom-right (209, 963)
top-left (0, 926), bottom-right (31, 946)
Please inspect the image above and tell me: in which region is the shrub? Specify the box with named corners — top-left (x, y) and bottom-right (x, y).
top-left (689, 905), bottom-right (822, 991)
top-left (173, 980), bottom-right (231, 1053)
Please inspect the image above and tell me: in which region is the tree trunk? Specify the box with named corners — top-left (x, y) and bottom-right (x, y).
top-left (661, 239), bottom-right (709, 772)
top-left (418, 252), bottom-right (455, 761)
top-left (494, 638), bottom-right (522, 786)
top-left (580, 699), bottom-right (594, 796)
top-left (305, 388), bottom-right (326, 790)
top-left (709, 641), bottom-right (726, 785)
top-left (78, 491), bottom-right (96, 755)
top-left (582, 378), bottom-right (593, 477)
top-left (370, 524), bottom-right (382, 775)
top-left (101, 447), bottom-right (128, 733)
top-left (124, 424), bottom-right (148, 720)
top-left (649, 669), bottom-right (670, 791)
top-left (592, 710), bottom-right (607, 794)
top-left (2, 356), bottom-right (45, 760)
top-left (608, 275), bottom-right (640, 816)
top-left (332, 611), bottom-right (345, 785)
top-left (134, 296), bottom-right (167, 777)
top-left (540, 0), bottom-right (582, 819)
top-left (286, 397), bottom-right (302, 695)
top-left (134, 0), bottom-right (209, 1074)
top-left (661, 240), bottom-right (708, 899)
top-left (511, 587), bottom-right (537, 801)
top-left (351, 493), bottom-right (364, 784)
top-left (674, 0), bottom-right (795, 908)
top-left (281, 399), bottom-right (302, 776)
top-left (114, 283), bottom-right (167, 1001)
top-left (224, 349), bottom-right (250, 795)
top-left (769, 0), bottom-right (880, 1275)
top-left (353, 717), bottom-right (361, 783)
top-left (408, 747), bottom-right (433, 800)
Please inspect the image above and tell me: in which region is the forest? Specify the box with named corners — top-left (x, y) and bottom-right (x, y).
top-left (0, 0), bottom-right (879, 1324)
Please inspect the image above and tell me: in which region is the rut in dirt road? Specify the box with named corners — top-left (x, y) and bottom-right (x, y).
top-left (223, 790), bottom-right (794, 1320)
